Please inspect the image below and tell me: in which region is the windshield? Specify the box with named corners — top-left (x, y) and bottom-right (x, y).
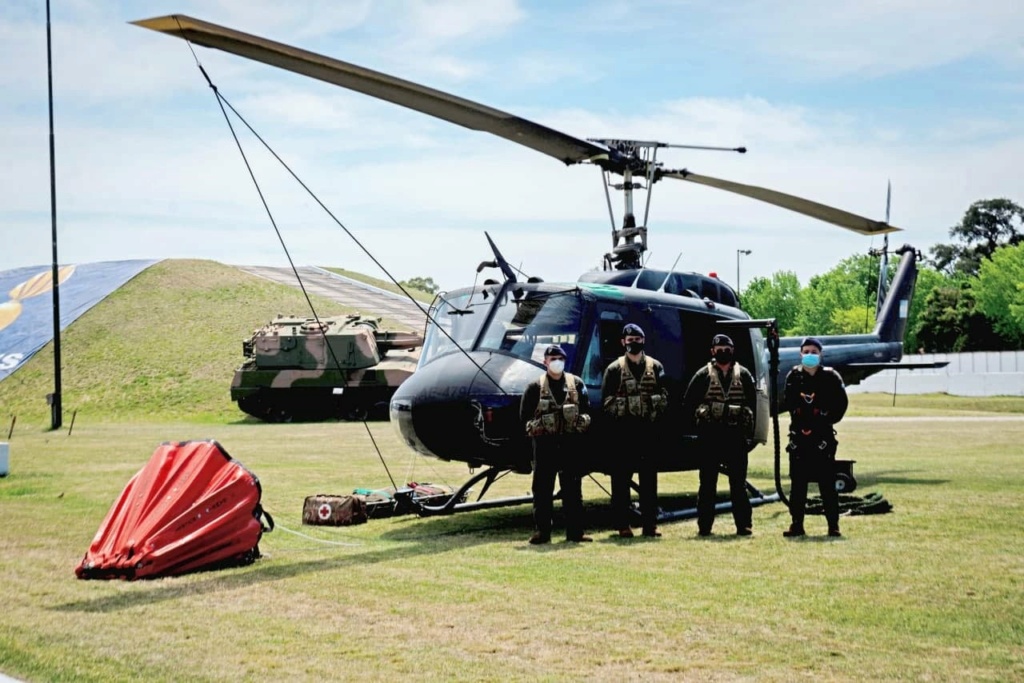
top-left (419, 288), bottom-right (490, 366)
top-left (477, 289), bottom-right (585, 365)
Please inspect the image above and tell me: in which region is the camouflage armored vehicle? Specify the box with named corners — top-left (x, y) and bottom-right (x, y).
top-left (231, 314), bottom-right (423, 422)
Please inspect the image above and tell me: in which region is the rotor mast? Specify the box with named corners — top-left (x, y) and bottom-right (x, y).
top-left (589, 139), bottom-right (746, 271)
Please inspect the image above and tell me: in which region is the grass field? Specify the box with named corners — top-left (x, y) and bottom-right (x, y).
top-left (1, 408), bottom-right (1022, 682)
top-left (2, 260), bottom-right (1023, 680)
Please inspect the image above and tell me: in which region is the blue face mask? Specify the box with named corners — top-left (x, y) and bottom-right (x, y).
top-left (801, 352), bottom-right (820, 369)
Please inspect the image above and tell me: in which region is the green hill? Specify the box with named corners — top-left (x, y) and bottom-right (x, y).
top-left (321, 266), bottom-right (436, 303)
top-left (0, 259), bottom-right (423, 428)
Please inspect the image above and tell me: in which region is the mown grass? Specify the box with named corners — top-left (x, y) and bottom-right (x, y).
top-left (1, 260), bottom-right (1022, 679)
top-left (847, 392), bottom-right (1024, 416)
top-left (0, 414), bottom-right (1022, 681)
top-left (0, 259), bottom-right (420, 427)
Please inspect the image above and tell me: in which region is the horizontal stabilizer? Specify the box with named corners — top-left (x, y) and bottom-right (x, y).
top-left (845, 361), bottom-right (950, 371)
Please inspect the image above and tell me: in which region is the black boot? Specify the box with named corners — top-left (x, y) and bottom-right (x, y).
top-left (528, 531), bottom-right (551, 545)
top-left (783, 524), bottom-right (805, 538)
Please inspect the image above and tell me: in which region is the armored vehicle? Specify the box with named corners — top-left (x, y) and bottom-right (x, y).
top-left (231, 314), bottom-right (422, 422)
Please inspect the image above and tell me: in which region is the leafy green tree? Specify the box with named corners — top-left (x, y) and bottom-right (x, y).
top-left (843, 251), bottom-right (891, 304)
top-left (913, 283), bottom-right (1009, 352)
top-left (791, 252), bottom-right (896, 336)
top-left (400, 276), bottom-right (439, 294)
top-left (930, 198), bottom-right (1024, 277)
top-left (972, 243), bottom-right (1024, 347)
top-left (903, 265), bottom-right (948, 353)
top-left (831, 305), bottom-right (876, 334)
top-left (740, 271), bottom-right (801, 333)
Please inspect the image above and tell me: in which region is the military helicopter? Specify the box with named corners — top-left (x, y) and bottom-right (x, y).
top-left (135, 15), bottom-right (940, 516)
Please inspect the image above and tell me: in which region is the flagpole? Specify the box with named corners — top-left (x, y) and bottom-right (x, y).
top-left (46, 0), bottom-right (63, 430)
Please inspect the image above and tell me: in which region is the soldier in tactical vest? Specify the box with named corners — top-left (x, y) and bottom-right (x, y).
top-left (783, 337), bottom-right (848, 538)
top-left (520, 344), bottom-right (593, 544)
top-left (683, 333), bottom-right (758, 536)
top-left (601, 323), bottom-right (669, 538)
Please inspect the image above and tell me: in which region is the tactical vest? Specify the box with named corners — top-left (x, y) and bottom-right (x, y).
top-left (695, 362), bottom-right (754, 434)
top-left (525, 372), bottom-right (591, 437)
top-left (789, 365), bottom-right (838, 437)
top-left (607, 355), bottom-right (666, 421)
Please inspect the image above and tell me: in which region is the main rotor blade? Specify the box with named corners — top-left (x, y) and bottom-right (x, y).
top-left (132, 15), bottom-right (609, 166)
top-left (660, 170), bottom-right (901, 235)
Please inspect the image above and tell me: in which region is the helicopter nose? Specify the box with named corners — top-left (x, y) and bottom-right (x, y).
top-left (388, 396), bottom-right (420, 452)
top-left (389, 352), bottom-right (536, 468)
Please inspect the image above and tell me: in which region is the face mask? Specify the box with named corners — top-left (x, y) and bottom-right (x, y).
top-left (626, 341), bottom-right (645, 354)
top-left (801, 353), bottom-right (820, 369)
top-left (548, 359), bottom-right (565, 374)
top-left (713, 349), bottom-right (733, 364)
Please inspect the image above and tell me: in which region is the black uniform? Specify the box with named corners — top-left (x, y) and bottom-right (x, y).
top-left (783, 364), bottom-right (849, 531)
top-left (520, 372), bottom-right (591, 541)
top-left (682, 362), bottom-right (758, 534)
top-left (600, 354), bottom-right (669, 534)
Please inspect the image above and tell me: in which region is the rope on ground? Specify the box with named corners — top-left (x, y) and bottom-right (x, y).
top-left (805, 491), bottom-right (894, 516)
top-left (272, 523), bottom-right (364, 547)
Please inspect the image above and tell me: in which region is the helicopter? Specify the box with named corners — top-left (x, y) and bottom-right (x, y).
top-left (134, 15), bottom-right (943, 518)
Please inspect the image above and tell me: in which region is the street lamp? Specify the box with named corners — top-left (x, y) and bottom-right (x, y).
top-left (736, 249), bottom-right (752, 295)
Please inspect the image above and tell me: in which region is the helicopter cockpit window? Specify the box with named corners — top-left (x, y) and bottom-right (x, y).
top-left (477, 289), bottom-right (584, 365)
top-left (581, 311), bottom-right (626, 387)
top-left (419, 289), bottom-right (489, 366)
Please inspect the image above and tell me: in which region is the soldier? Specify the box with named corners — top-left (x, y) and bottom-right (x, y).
top-left (520, 344), bottom-right (593, 544)
top-left (682, 333), bottom-right (757, 537)
top-left (601, 323), bottom-right (669, 538)
top-left (782, 337), bottom-right (849, 538)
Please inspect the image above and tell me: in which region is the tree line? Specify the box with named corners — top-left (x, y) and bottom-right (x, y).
top-left (741, 198), bottom-right (1024, 352)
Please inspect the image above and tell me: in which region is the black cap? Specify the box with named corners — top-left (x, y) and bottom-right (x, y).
top-left (801, 337), bottom-right (823, 351)
top-left (543, 344), bottom-right (566, 358)
top-left (711, 334), bottom-right (734, 348)
top-left (621, 323), bottom-right (645, 338)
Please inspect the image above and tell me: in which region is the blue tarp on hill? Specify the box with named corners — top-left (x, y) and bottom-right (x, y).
top-left (0, 260), bottom-right (159, 382)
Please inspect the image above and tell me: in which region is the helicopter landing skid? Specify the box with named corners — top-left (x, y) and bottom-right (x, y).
top-left (656, 480), bottom-right (781, 523)
top-left (416, 465), bottom-right (532, 516)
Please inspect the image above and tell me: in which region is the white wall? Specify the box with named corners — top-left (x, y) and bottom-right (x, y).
top-left (848, 351), bottom-right (1024, 396)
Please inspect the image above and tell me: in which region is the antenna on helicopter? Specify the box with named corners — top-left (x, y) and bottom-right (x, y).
top-left (588, 139), bottom-right (747, 271)
top-left (628, 250), bottom-right (657, 288)
top-left (656, 252), bottom-right (685, 292)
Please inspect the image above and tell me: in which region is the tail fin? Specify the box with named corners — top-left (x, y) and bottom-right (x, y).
top-left (873, 244), bottom-right (920, 343)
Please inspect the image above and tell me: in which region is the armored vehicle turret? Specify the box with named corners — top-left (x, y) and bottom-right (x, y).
top-left (231, 314), bottom-right (422, 422)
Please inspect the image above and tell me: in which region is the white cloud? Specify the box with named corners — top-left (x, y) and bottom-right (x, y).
top-left (2, 0), bottom-right (1022, 297)
top-left (721, 0), bottom-right (1024, 78)
top-left (202, 0), bottom-right (374, 39)
top-left (8, 91), bottom-right (1018, 292)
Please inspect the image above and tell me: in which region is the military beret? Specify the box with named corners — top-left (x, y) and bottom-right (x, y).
top-left (711, 333), bottom-right (734, 348)
top-left (543, 344), bottom-right (566, 358)
top-left (800, 337), bottom-right (824, 351)
top-left (621, 323), bottom-right (645, 338)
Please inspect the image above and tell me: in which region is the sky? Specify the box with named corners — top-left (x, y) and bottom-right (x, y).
top-left (2, 0), bottom-right (1022, 293)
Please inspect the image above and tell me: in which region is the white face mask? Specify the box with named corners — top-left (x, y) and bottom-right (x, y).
top-left (548, 359), bottom-right (565, 374)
